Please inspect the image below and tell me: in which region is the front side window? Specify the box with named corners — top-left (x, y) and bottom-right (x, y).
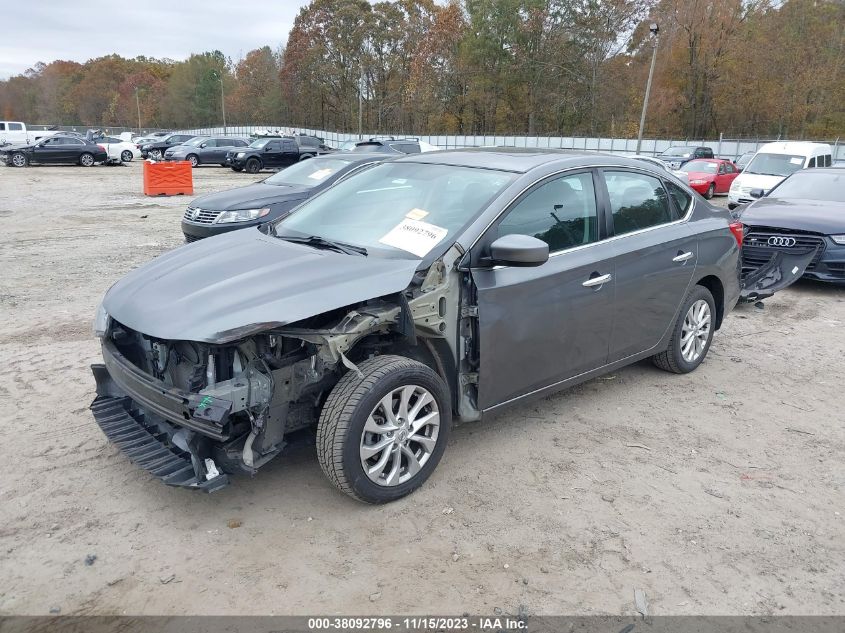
top-left (276, 162), bottom-right (515, 258)
top-left (605, 171), bottom-right (673, 235)
top-left (498, 172), bottom-right (599, 252)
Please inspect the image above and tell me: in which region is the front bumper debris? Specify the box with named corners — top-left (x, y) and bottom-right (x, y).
top-left (739, 246), bottom-right (819, 302)
top-left (90, 394), bottom-right (229, 492)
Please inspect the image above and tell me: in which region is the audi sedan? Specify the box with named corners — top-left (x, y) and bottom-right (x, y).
top-left (91, 149), bottom-right (746, 503)
top-left (739, 168), bottom-right (845, 285)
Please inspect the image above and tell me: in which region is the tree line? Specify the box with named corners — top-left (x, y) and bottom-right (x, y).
top-left (0, 0), bottom-right (842, 139)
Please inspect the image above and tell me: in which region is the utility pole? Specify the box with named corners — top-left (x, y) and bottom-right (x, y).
top-left (635, 23), bottom-right (660, 155)
top-left (358, 68), bottom-right (364, 140)
top-left (220, 76), bottom-right (227, 135)
top-left (135, 86), bottom-right (142, 130)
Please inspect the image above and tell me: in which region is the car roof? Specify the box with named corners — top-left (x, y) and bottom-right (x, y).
top-left (393, 147), bottom-right (648, 174)
top-left (757, 141), bottom-right (831, 154)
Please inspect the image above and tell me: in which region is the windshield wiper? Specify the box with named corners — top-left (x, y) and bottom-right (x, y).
top-left (278, 234), bottom-right (368, 256)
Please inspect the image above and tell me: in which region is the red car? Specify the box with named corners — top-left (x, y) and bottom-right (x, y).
top-left (680, 158), bottom-right (740, 199)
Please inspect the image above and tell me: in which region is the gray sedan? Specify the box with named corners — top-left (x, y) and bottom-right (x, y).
top-left (164, 136), bottom-right (250, 167)
top-left (91, 150), bottom-right (745, 502)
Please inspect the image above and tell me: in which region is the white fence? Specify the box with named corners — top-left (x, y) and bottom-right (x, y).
top-left (172, 124), bottom-right (844, 160)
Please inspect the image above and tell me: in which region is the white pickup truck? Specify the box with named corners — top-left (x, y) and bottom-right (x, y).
top-left (0, 121), bottom-right (59, 146)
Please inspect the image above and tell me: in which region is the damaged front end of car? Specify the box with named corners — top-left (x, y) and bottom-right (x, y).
top-left (90, 247), bottom-right (471, 493)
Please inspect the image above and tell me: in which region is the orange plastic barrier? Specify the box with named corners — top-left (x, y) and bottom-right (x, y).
top-left (143, 160), bottom-right (194, 196)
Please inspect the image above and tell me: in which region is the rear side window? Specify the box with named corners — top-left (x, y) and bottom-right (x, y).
top-left (605, 171), bottom-right (673, 235)
top-left (498, 172), bottom-right (599, 253)
top-left (665, 181), bottom-right (692, 219)
top-left (298, 136), bottom-right (319, 148)
top-left (8, 123), bottom-right (22, 131)
top-left (282, 139), bottom-right (297, 152)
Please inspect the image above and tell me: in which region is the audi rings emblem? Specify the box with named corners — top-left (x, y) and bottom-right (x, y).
top-left (768, 236), bottom-right (796, 247)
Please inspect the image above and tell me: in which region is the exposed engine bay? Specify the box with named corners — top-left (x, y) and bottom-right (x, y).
top-left (91, 248), bottom-right (477, 491)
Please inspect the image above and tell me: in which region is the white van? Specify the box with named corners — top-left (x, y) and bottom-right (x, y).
top-left (728, 141), bottom-right (833, 208)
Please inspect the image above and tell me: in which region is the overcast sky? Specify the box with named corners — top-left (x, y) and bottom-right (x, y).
top-left (0, 0), bottom-right (313, 79)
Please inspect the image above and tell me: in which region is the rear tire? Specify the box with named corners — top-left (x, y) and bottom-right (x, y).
top-left (652, 285), bottom-right (715, 374)
top-left (120, 150), bottom-right (133, 162)
top-left (317, 355), bottom-right (452, 503)
top-left (79, 152), bottom-right (94, 167)
top-left (705, 183), bottom-right (715, 199)
top-left (245, 158), bottom-right (261, 174)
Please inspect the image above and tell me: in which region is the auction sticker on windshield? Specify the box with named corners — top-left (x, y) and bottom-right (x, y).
top-left (379, 218), bottom-right (448, 257)
top-left (308, 168), bottom-right (334, 180)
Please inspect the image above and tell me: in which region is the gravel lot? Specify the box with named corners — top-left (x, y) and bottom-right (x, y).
top-left (1, 161), bottom-right (843, 616)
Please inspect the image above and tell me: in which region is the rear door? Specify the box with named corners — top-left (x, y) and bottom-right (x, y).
top-left (473, 169), bottom-right (617, 408)
top-left (280, 139), bottom-right (299, 166)
top-left (600, 170), bottom-right (698, 362)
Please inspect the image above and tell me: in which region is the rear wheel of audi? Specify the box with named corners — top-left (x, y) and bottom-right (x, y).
top-left (79, 152), bottom-right (94, 167)
top-left (705, 183), bottom-right (715, 199)
top-left (317, 355), bottom-right (452, 504)
top-left (245, 158), bottom-right (261, 174)
top-left (10, 152), bottom-right (27, 167)
top-left (187, 154), bottom-right (199, 168)
top-left (652, 285), bottom-right (715, 374)
top-left (120, 150), bottom-right (133, 162)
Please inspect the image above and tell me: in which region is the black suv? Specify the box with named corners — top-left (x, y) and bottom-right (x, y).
top-left (657, 146), bottom-right (714, 170)
top-left (352, 137), bottom-right (423, 154)
top-left (140, 133), bottom-right (197, 160)
top-left (226, 135), bottom-right (330, 173)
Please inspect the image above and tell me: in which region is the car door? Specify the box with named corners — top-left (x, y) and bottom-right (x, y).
top-left (280, 139), bottom-right (299, 166)
top-left (600, 169), bottom-right (698, 363)
top-left (471, 170), bottom-right (617, 409)
top-left (32, 136), bottom-right (63, 163)
top-left (213, 138), bottom-right (237, 162)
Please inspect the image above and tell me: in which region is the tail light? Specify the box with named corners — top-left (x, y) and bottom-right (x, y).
top-left (97, 144), bottom-right (106, 152)
top-left (729, 221), bottom-right (744, 247)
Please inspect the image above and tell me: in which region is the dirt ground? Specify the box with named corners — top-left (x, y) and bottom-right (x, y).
top-left (1, 160), bottom-right (843, 617)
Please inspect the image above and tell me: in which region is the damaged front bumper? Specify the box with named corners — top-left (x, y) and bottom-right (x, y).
top-left (739, 246), bottom-right (819, 302)
top-left (91, 341), bottom-right (235, 492)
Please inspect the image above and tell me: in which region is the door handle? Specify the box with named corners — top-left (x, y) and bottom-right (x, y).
top-left (582, 273), bottom-right (612, 288)
top-left (673, 251), bottom-right (694, 263)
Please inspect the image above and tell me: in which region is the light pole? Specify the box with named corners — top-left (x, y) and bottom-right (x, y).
top-left (635, 23), bottom-right (659, 155)
top-left (358, 68), bottom-right (364, 140)
top-left (213, 70), bottom-right (227, 135)
top-left (134, 86), bottom-right (142, 130)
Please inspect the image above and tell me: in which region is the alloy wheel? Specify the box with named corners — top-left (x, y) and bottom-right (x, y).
top-left (680, 299), bottom-right (711, 363)
top-left (121, 150), bottom-right (132, 162)
top-left (359, 385), bottom-right (440, 487)
top-left (80, 153), bottom-right (94, 166)
top-left (11, 153), bottom-right (26, 167)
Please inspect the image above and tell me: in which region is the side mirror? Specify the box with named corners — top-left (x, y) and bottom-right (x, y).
top-left (488, 234), bottom-right (549, 267)
top-left (265, 146), bottom-right (273, 152)
top-left (200, 143), bottom-right (207, 148)
top-left (750, 188), bottom-right (765, 199)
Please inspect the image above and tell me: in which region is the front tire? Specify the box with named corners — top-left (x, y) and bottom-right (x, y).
top-left (120, 150), bottom-right (133, 162)
top-left (10, 152), bottom-right (27, 167)
top-left (187, 154), bottom-right (199, 168)
top-left (652, 285), bottom-right (715, 374)
top-left (245, 158), bottom-right (261, 174)
top-left (705, 183), bottom-right (715, 199)
top-left (79, 152), bottom-right (94, 167)
top-left (317, 355), bottom-right (452, 503)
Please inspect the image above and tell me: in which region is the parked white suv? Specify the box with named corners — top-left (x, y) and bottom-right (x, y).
top-left (728, 141), bottom-right (833, 209)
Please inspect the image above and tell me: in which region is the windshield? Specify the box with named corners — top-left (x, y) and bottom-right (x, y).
top-left (745, 153), bottom-right (806, 177)
top-left (769, 171), bottom-right (845, 202)
top-left (264, 157), bottom-right (357, 187)
top-left (183, 137), bottom-right (208, 147)
top-left (275, 162), bottom-right (515, 258)
top-left (682, 160), bottom-right (718, 174)
top-left (661, 147), bottom-right (693, 158)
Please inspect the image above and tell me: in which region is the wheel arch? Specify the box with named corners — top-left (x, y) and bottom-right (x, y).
top-left (695, 274), bottom-right (724, 330)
